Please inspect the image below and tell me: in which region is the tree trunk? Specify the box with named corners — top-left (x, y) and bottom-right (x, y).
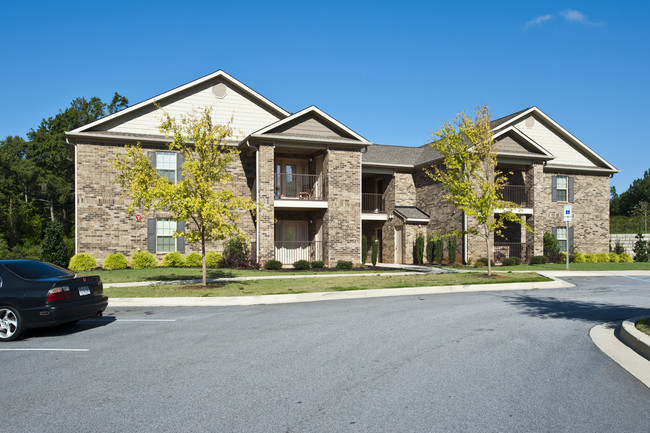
top-left (201, 238), bottom-right (207, 286)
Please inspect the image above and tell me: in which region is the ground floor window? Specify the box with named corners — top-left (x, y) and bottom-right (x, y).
top-left (157, 219), bottom-right (177, 253)
top-left (555, 226), bottom-right (567, 252)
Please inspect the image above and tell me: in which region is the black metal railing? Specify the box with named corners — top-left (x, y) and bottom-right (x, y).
top-left (362, 193), bottom-right (385, 213)
top-left (274, 173), bottom-right (324, 200)
top-left (494, 242), bottom-right (531, 263)
top-left (500, 185), bottom-right (528, 207)
top-left (274, 241), bottom-right (324, 264)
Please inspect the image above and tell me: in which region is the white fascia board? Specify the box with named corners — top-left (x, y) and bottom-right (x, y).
top-left (252, 105), bottom-right (370, 143)
top-left (273, 200), bottom-right (329, 209)
top-left (544, 164), bottom-right (619, 174)
top-left (361, 213), bottom-right (388, 221)
top-left (362, 162), bottom-right (414, 169)
top-left (250, 133), bottom-right (370, 147)
top-left (404, 218), bottom-right (430, 223)
top-left (67, 131), bottom-right (241, 147)
top-left (69, 70), bottom-right (290, 134)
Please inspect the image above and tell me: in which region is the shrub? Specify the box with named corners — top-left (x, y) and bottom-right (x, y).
top-left (530, 255), bottom-right (548, 265)
top-left (184, 252), bottom-right (203, 267)
top-left (311, 260), bottom-right (324, 269)
top-left (608, 253), bottom-right (620, 263)
top-left (7, 243), bottom-right (40, 260)
top-left (475, 257), bottom-right (493, 267)
top-left (543, 231), bottom-right (562, 263)
top-left (336, 260), bottom-right (353, 270)
top-left (361, 236), bottom-right (368, 265)
top-left (68, 253), bottom-right (97, 271)
top-left (448, 236), bottom-right (457, 264)
top-left (40, 220), bottom-right (69, 268)
top-left (619, 253), bottom-right (633, 263)
top-left (102, 253), bottom-right (128, 270)
top-left (426, 235), bottom-right (434, 264)
top-left (205, 251), bottom-right (222, 267)
top-left (415, 233), bottom-right (425, 265)
top-left (594, 253), bottom-right (609, 263)
top-left (584, 254), bottom-right (597, 263)
top-left (435, 238), bottom-right (444, 264)
top-left (633, 233), bottom-right (649, 262)
top-left (264, 260), bottom-right (282, 270)
top-left (293, 260), bottom-right (310, 270)
top-left (220, 235), bottom-right (251, 268)
top-left (614, 241), bottom-right (625, 255)
top-left (162, 251), bottom-right (185, 267)
top-left (502, 257), bottom-right (521, 266)
top-left (571, 250), bottom-right (586, 263)
top-left (371, 235), bottom-right (378, 266)
top-left (0, 237), bottom-right (9, 259)
top-left (131, 251), bottom-right (158, 269)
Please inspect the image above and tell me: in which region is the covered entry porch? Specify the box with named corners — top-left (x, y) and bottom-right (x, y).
top-left (274, 210), bottom-right (325, 265)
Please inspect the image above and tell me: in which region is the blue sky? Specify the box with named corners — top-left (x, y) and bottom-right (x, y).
top-left (1, 1), bottom-right (648, 193)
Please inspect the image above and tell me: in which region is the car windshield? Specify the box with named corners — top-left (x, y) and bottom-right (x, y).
top-left (3, 261), bottom-right (74, 280)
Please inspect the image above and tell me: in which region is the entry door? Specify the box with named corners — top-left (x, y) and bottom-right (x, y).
top-left (276, 160), bottom-right (307, 198)
top-left (395, 226), bottom-right (403, 264)
top-left (275, 221), bottom-right (309, 264)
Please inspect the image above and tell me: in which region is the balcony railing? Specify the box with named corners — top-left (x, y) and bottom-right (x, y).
top-left (274, 241), bottom-right (324, 264)
top-left (275, 173), bottom-right (324, 200)
top-left (494, 242), bottom-right (531, 263)
top-left (362, 193), bottom-right (385, 213)
top-left (500, 185), bottom-right (528, 207)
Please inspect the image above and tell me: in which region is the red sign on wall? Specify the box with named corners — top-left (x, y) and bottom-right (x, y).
top-left (136, 214), bottom-right (142, 222)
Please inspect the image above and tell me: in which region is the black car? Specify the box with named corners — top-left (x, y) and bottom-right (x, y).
top-left (0, 259), bottom-right (108, 342)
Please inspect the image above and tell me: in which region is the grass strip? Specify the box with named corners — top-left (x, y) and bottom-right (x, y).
top-left (636, 318), bottom-right (650, 337)
top-left (105, 272), bottom-right (550, 298)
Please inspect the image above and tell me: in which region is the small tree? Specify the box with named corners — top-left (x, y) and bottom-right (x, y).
top-left (371, 235), bottom-right (379, 266)
top-left (40, 220), bottom-right (68, 267)
top-left (543, 231), bottom-right (562, 263)
top-left (448, 236), bottom-right (457, 264)
top-left (435, 237), bottom-right (444, 264)
top-left (426, 105), bottom-right (526, 275)
top-left (361, 236), bottom-right (368, 265)
top-left (113, 107), bottom-right (258, 285)
top-left (633, 232), bottom-right (649, 262)
top-left (415, 232), bottom-right (425, 264)
top-left (630, 201), bottom-right (650, 233)
top-left (425, 234), bottom-right (434, 264)
top-left (614, 240), bottom-right (625, 255)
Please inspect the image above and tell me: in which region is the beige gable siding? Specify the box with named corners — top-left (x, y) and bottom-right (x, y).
top-left (94, 78), bottom-right (283, 140)
top-left (513, 115), bottom-right (596, 167)
top-left (496, 135), bottom-right (541, 155)
top-left (268, 116), bottom-right (353, 140)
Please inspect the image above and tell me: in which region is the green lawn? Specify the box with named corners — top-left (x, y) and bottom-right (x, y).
top-left (636, 318), bottom-right (650, 337)
top-left (79, 267), bottom-right (402, 284)
top-left (493, 262), bottom-right (650, 271)
top-left (104, 272), bottom-right (550, 298)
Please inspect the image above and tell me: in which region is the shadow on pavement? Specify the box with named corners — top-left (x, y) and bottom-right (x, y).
top-left (503, 294), bottom-right (650, 323)
top-left (23, 316), bottom-right (117, 340)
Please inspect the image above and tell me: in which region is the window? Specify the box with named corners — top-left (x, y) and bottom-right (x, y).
top-left (556, 176), bottom-right (568, 202)
top-left (555, 226), bottom-right (567, 252)
top-left (156, 152), bottom-right (177, 183)
top-left (156, 219), bottom-right (177, 253)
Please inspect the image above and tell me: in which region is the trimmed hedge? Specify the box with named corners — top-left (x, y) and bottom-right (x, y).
top-left (336, 260), bottom-right (353, 270)
top-left (619, 253), bottom-right (633, 263)
top-left (69, 253), bottom-right (97, 271)
top-left (607, 253), bottom-right (620, 263)
top-left (162, 251), bottom-right (185, 267)
top-left (530, 255), bottom-right (548, 265)
top-left (293, 260), bottom-right (310, 270)
top-left (131, 251), bottom-right (158, 269)
top-left (264, 260), bottom-right (282, 270)
top-left (311, 260), bottom-right (324, 269)
top-left (184, 252), bottom-right (203, 267)
top-left (502, 257), bottom-right (521, 266)
top-left (102, 253), bottom-right (128, 270)
top-left (205, 251), bottom-right (222, 268)
top-left (475, 257), bottom-right (493, 267)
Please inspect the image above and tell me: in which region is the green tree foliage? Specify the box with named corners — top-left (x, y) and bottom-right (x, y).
top-left (611, 169), bottom-right (650, 216)
top-left (415, 232), bottom-right (425, 264)
top-left (40, 220), bottom-right (69, 267)
top-left (543, 231), bottom-right (562, 263)
top-left (426, 105), bottom-right (526, 275)
top-left (426, 234), bottom-right (434, 264)
top-left (113, 107), bottom-right (257, 285)
top-left (630, 201), bottom-right (650, 233)
top-left (448, 236), bottom-right (457, 264)
top-left (435, 238), bottom-right (444, 264)
top-left (633, 233), bottom-right (649, 262)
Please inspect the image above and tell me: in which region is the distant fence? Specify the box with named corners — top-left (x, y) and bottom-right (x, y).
top-left (610, 233), bottom-right (650, 257)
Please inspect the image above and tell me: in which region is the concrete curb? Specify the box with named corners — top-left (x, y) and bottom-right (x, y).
top-left (619, 316), bottom-right (650, 360)
top-left (108, 275), bottom-right (574, 307)
top-left (590, 323), bottom-right (650, 389)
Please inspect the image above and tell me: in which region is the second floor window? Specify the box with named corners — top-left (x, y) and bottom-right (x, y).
top-left (556, 176), bottom-right (568, 202)
top-left (156, 152), bottom-right (177, 183)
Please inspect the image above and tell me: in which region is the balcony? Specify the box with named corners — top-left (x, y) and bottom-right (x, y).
top-left (274, 241), bottom-right (324, 264)
top-left (362, 193), bottom-right (385, 213)
top-left (275, 173), bottom-right (324, 201)
top-left (500, 185), bottom-right (528, 207)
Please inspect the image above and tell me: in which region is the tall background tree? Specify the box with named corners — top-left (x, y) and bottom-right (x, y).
top-left (113, 107), bottom-right (258, 285)
top-left (610, 169), bottom-right (650, 233)
top-left (0, 93), bottom-right (128, 258)
top-left (426, 105), bottom-right (525, 275)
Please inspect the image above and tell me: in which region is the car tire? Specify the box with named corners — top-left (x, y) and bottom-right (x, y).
top-left (0, 306), bottom-right (24, 342)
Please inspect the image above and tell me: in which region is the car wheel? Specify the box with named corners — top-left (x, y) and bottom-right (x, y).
top-left (0, 306), bottom-right (24, 342)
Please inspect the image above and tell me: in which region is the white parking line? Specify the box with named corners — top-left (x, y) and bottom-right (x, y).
top-left (0, 348), bottom-right (89, 352)
top-left (114, 319), bottom-right (177, 322)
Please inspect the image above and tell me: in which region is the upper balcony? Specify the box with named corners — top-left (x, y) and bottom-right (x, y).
top-left (500, 185), bottom-right (528, 207)
top-left (274, 173), bottom-right (327, 209)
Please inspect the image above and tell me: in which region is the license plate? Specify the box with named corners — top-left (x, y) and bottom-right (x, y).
top-left (78, 286), bottom-right (91, 296)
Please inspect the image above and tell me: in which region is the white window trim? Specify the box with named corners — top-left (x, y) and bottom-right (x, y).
top-left (156, 218), bottom-right (178, 253)
top-left (156, 151), bottom-right (177, 183)
top-left (556, 176), bottom-right (568, 202)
